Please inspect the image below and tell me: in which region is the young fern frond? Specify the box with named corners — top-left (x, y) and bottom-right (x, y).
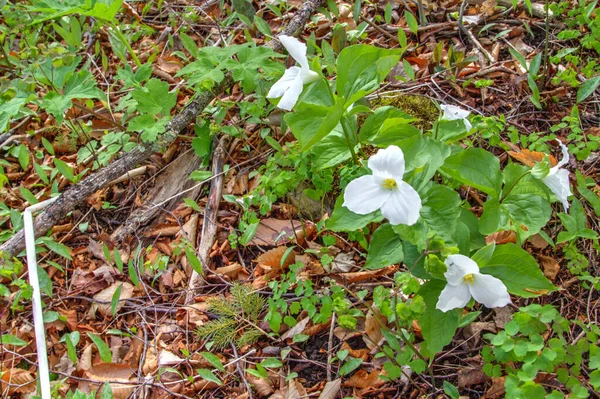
top-left (196, 283), bottom-right (267, 349)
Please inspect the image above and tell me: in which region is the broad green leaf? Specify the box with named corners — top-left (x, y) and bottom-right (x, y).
top-left (260, 358), bottom-right (283, 368)
top-left (420, 185), bottom-right (462, 241)
top-left (509, 47), bottom-right (528, 71)
top-left (503, 194), bottom-right (551, 239)
top-left (417, 280), bottom-right (460, 356)
top-left (365, 224), bottom-right (404, 269)
top-left (54, 158), bottom-right (75, 182)
top-left (132, 78), bottom-right (177, 116)
top-left (100, 383), bottom-right (113, 399)
top-left (358, 106), bottom-right (413, 143)
top-left (65, 331), bottom-right (80, 364)
top-left (179, 32), bottom-right (199, 58)
top-left (368, 118), bottom-right (420, 146)
top-left (0, 97), bottom-right (28, 133)
top-left (201, 352), bottom-right (225, 371)
top-left (190, 170), bottom-right (212, 181)
top-left (336, 45), bottom-right (401, 106)
top-left (480, 244), bottom-right (556, 297)
top-left (404, 10), bottom-right (419, 34)
top-left (441, 148), bottom-right (502, 197)
top-left (285, 101), bottom-right (344, 150)
top-left (0, 334), bottom-right (28, 346)
top-left (577, 75), bottom-right (600, 103)
top-left (240, 221), bottom-right (260, 246)
top-left (311, 128), bottom-right (354, 170)
top-left (88, 333), bottom-right (112, 363)
top-left (398, 135), bottom-right (452, 191)
top-left (231, 0), bottom-right (256, 22)
top-left (196, 368), bottom-right (223, 385)
top-left (185, 247), bottom-right (203, 275)
top-left (41, 237), bottom-right (73, 260)
top-left (327, 196), bottom-right (383, 232)
top-left (111, 284), bottom-right (122, 316)
top-left (339, 357), bottom-right (362, 376)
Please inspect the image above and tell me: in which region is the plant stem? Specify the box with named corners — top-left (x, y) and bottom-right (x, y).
top-left (109, 22), bottom-right (142, 68)
top-left (542, 0), bottom-right (550, 86)
top-left (341, 117), bottom-right (359, 165)
top-left (500, 170), bottom-right (531, 202)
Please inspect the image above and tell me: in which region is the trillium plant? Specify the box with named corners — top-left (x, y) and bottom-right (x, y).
top-left (259, 35), bottom-right (575, 375)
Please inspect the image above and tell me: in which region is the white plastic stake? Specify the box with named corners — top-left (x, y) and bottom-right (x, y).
top-left (23, 196), bottom-right (59, 399)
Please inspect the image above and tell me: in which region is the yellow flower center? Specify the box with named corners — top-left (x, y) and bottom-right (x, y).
top-left (382, 178), bottom-right (397, 190)
top-left (463, 274), bottom-right (475, 285)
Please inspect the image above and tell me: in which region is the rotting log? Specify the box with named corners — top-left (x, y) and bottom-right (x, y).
top-left (0, 0), bottom-right (325, 261)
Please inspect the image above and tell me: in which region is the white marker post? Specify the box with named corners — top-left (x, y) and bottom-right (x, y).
top-left (23, 196), bottom-right (59, 399)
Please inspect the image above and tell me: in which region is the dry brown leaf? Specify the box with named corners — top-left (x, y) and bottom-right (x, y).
top-left (327, 252), bottom-right (355, 273)
top-left (508, 149), bottom-right (557, 167)
top-left (486, 230), bottom-right (516, 245)
top-left (287, 379), bottom-right (308, 399)
top-left (256, 246), bottom-right (296, 272)
top-left (530, 233), bottom-right (550, 250)
top-left (281, 317), bottom-right (310, 341)
top-left (317, 378), bottom-right (341, 399)
top-left (538, 254), bottom-right (560, 281)
top-left (215, 262), bottom-right (244, 278)
top-left (0, 368), bottom-right (36, 394)
top-left (84, 363), bottom-right (135, 399)
top-left (92, 282), bottom-right (134, 316)
top-left (344, 369), bottom-right (384, 389)
top-left (247, 372), bottom-right (274, 397)
top-left (486, 376), bottom-right (506, 398)
top-left (250, 219), bottom-right (305, 246)
top-left (142, 346), bottom-right (158, 375)
top-left (157, 56), bottom-right (183, 74)
top-left (333, 265), bottom-right (398, 284)
top-left (340, 342), bottom-right (370, 361)
top-left (364, 310), bottom-right (385, 350)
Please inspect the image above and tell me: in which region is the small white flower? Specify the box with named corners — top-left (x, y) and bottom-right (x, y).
top-left (440, 104), bottom-right (473, 131)
top-left (267, 35), bottom-right (319, 111)
top-left (343, 145), bottom-right (422, 226)
top-left (541, 140), bottom-right (572, 211)
top-left (436, 254), bottom-right (511, 312)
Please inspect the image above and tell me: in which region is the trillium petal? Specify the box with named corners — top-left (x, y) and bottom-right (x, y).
top-left (267, 66), bottom-right (301, 99)
top-left (469, 273), bottom-right (512, 308)
top-left (276, 72), bottom-right (304, 111)
top-left (343, 175), bottom-right (391, 215)
top-left (556, 139), bottom-right (570, 168)
top-left (436, 283), bottom-right (471, 312)
top-left (300, 68), bottom-right (319, 85)
top-left (441, 104), bottom-right (470, 121)
top-left (380, 181), bottom-right (422, 225)
top-left (464, 118), bottom-right (473, 132)
top-left (367, 145), bottom-right (406, 180)
top-left (444, 255), bottom-right (480, 285)
top-left (279, 35), bottom-right (309, 70)
top-left (543, 168), bottom-right (572, 211)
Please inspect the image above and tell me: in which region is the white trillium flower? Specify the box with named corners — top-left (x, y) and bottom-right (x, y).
top-left (267, 35), bottom-right (319, 111)
top-left (440, 104), bottom-right (473, 131)
top-left (343, 145), bottom-right (422, 226)
top-left (541, 140), bottom-right (572, 211)
top-left (436, 254), bottom-right (511, 312)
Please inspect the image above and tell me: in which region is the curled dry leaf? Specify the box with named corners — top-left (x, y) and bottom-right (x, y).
top-left (84, 363), bottom-right (136, 399)
top-left (0, 368), bottom-right (36, 394)
top-left (530, 233), bottom-right (550, 250)
top-left (327, 252), bottom-right (355, 273)
top-left (340, 342), bottom-right (370, 361)
top-left (215, 262), bottom-right (244, 279)
top-left (92, 282), bottom-right (135, 316)
top-left (508, 148), bottom-right (557, 167)
top-left (247, 371), bottom-right (274, 397)
top-left (486, 230), bottom-right (516, 245)
top-left (157, 56), bottom-right (183, 74)
top-left (364, 309), bottom-right (386, 350)
top-left (343, 369), bottom-right (385, 389)
top-left (317, 378), bottom-right (341, 399)
top-left (281, 316), bottom-right (310, 341)
top-left (158, 350), bottom-right (185, 366)
top-left (256, 246), bottom-right (296, 273)
top-left (538, 254), bottom-right (560, 281)
top-left (332, 265), bottom-right (398, 284)
top-left (250, 218), bottom-right (310, 246)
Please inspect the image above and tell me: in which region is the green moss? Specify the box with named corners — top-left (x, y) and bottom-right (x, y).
top-left (371, 94), bottom-right (439, 130)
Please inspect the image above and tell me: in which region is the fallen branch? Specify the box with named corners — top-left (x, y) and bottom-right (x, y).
top-left (186, 136), bottom-right (229, 300)
top-left (0, 0), bottom-right (325, 260)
